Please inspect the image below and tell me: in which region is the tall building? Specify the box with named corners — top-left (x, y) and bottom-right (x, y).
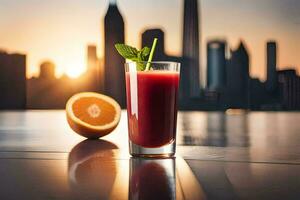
top-left (39, 61), bottom-right (55, 79)
top-left (87, 45), bottom-right (103, 92)
top-left (278, 69), bottom-right (300, 110)
top-left (142, 29), bottom-right (165, 60)
top-left (87, 45), bottom-right (98, 71)
top-left (0, 51), bottom-right (26, 109)
top-left (226, 42), bottom-right (250, 108)
top-left (207, 40), bottom-right (226, 90)
top-left (104, 0), bottom-right (126, 108)
top-left (181, 0), bottom-right (201, 101)
top-left (266, 41), bottom-right (277, 92)
top-left (141, 29), bottom-right (182, 63)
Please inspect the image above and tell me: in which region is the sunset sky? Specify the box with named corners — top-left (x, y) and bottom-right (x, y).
top-left (0, 0), bottom-right (299, 83)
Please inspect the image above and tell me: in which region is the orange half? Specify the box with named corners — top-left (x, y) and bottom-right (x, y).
top-left (66, 92), bottom-right (121, 139)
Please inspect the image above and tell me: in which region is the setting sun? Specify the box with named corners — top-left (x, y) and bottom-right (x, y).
top-left (66, 65), bottom-right (86, 78)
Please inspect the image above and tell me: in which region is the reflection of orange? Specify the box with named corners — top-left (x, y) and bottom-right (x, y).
top-left (68, 140), bottom-right (118, 199)
top-left (66, 92), bottom-right (121, 139)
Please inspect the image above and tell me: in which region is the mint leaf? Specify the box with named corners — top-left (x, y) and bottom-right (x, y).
top-left (137, 51), bottom-right (143, 62)
top-left (114, 41), bottom-right (155, 71)
top-left (136, 51), bottom-right (146, 71)
top-left (115, 44), bottom-right (138, 60)
top-left (137, 62), bottom-right (146, 71)
top-left (115, 44), bottom-right (148, 71)
top-left (141, 47), bottom-right (150, 59)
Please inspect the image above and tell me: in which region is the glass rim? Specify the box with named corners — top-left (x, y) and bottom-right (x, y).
top-left (125, 61), bottom-right (180, 65)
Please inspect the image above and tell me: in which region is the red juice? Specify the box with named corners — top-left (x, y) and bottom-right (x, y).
top-left (126, 71), bottom-right (180, 148)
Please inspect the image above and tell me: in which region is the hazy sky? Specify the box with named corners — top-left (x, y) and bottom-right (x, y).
top-left (0, 0), bottom-right (299, 82)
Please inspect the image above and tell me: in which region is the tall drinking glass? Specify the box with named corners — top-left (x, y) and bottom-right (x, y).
top-left (125, 62), bottom-right (180, 157)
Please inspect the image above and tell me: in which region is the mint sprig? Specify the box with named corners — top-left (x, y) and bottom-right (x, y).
top-left (114, 44), bottom-right (139, 60)
top-left (115, 44), bottom-right (150, 71)
top-left (115, 38), bottom-right (158, 71)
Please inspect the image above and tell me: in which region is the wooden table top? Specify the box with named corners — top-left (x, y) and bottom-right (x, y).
top-left (0, 110), bottom-right (299, 200)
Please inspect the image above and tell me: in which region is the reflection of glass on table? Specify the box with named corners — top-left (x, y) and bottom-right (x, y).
top-left (129, 157), bottom-right (206, 200)
top-left (129, 158), bottom-right (176, 200)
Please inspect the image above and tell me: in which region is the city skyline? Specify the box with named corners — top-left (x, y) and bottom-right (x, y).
top-left (1, 0), bottom-right (300, 82)
top-left (1, 0), bottom-right (300, 110)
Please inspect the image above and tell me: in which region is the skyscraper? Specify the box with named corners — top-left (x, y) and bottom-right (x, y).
top-left (141, 28), bottom-right (183, 64)
top-left (87, 45), bottom-right (103, 92)
top-left (278, 69), bottom-right (300, 110)
top-left (266, 41), bottom-right (277, 92)
top-left (142, 29), bottom-right (165, 60)
top-left (181, 0), bottom-right (201, 101)
top-left (39, 61), bottom-right (55, 80)
top-left (207, 40), bottom-right (226, 90)
top-left (0, 51), bottom-right (26, 109)
top-left (226, 42), bottom-right (250, 108)
top-left (87, 45), bottom-right (98, 71)
top-left (104, 0), bottom-right (126, 108)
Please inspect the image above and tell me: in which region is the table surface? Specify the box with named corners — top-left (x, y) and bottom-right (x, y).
top-left (0, 110), bottom-right (299, 200)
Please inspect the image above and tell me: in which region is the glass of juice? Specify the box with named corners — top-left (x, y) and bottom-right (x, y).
top-left (125, 62), bottom-right (180, 157)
